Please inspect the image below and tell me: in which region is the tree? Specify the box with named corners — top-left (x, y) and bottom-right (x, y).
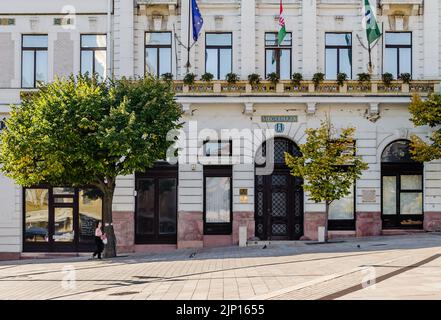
top-left (408, 94), bottom-right (441, 162)
top-left (0, 74), bottom-right (182, 257)
top-left (284, 121), bottom-right (368, 241)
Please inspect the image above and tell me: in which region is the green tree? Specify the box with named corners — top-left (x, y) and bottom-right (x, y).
top-left (0, 74), bottom-right (182, 257)
top-left (408, 94), bottom-right (441, 162)
top-left (284, 121), bottom-right (368, 241)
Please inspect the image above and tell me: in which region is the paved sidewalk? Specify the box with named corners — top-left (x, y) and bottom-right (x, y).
top-left (0, 233), bottom-right (440, 300)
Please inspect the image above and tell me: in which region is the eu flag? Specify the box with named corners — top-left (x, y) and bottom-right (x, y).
top-left (192, 0), bottom-right (203, 41)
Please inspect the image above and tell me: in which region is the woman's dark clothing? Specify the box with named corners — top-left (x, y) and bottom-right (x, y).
top-left (93, 236), bottom-right (104, 259)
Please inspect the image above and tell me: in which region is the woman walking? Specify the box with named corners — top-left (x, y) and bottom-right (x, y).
top-left (92, 221), bottom-right (105, 259)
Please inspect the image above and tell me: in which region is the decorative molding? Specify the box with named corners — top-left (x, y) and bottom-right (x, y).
top-left (181, 103), bottom-right (192, 115)
top-left (306, 102), bottom-right (316, 114)
top-left (243, 102), bottom-right (254, 115)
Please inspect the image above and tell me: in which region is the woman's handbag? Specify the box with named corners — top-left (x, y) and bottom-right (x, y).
top-left (102, 234), bottom-right (108, 245)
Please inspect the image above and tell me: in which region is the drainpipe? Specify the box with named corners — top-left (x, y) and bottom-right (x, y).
top-left (107, 0), bottom-right (113, 79)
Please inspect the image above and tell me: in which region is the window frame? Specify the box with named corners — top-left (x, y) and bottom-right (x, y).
top-left (203, 165), bottom-right (233, 235)
top-left (324, 32), bottom-right (353, 80)
top-left (202, 139), bottom-right (233, 157)
top-left (144, 31), bottom-right (173, 78)
top-left (264, 32), bottom-right (292, 80)
top-left (328, 183), bottom-right (356, 231)
top-left (80, 34), bottom-right (107, 78)
top-left (205, 32), bottom-right (233, 80)
top-left (21, 34), bottom-right (48, 88)
top-left (135, 163), bottom-right (178, 244)
top-left (384, 31), bottom-right (412, 78)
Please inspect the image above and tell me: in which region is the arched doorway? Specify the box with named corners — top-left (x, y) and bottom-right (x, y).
top-left (255, 138), bottom-right (303, 240)
top-left (381, 140), bottom-right (424, 229)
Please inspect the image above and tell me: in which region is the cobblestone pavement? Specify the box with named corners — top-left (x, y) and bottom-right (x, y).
top-left (0, 233), bottom-right (440, 300)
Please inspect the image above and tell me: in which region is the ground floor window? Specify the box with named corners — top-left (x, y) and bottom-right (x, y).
top-left (23, 187), bottom-right (102, 252)
top-left (204, 166), bottom-right (232, 235)
top-left (135, 163), bottom-right (178, 244)
top-left (328, 185), bottom-right (355, 230)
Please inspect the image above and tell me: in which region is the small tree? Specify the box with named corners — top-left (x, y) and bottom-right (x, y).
top-left (0, 74), bottom-right (183, 257)
top-left (284, 121), bottom-right (368, 241)
top-left (409, 94), bottom-right (441, 161)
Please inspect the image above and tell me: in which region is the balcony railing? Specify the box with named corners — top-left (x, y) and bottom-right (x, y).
top-left (173, 80), bottom-right (440, 96)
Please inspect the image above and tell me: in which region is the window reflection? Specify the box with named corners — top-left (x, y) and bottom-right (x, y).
top-left (325, 33), bottom-right (352, 79)
top-left (329, 186), bottom-right (354, 220)
top-left (22, 35), bottom-right (48, 88)
top-left (54, 207), bottom-right (74, 242)
top-left (205, 33), bottom-right (232, 80)
top-left (385, 32), bottom-right (412, 78)
top-left (159, 179), bottom-right (177, 234)
top-left (206, 177), bottom-right (231, 223)
top-left (383, 176), bottom-right (397, 215)
top-left (136, 179), bottom-right (155, 234)
top-left (400, 193), bottom-right (422, 215)
top-left (145, 32), bottom-right (172, 77)
top-left (80, 35), bottom-right (107, 78)
top-left (79, 188), bottom-right (103, 243)
top-left (25, 189), bottom-right (49, 242)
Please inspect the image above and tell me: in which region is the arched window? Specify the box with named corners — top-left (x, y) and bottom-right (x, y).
top-left (381, 140), bottom-right (416, 163)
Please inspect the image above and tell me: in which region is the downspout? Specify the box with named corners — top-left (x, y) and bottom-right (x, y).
top-left (107, 0), bottom-right (113, 79)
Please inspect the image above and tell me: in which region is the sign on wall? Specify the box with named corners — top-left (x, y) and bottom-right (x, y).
top-left (261, 115), bottom-right (298, 123)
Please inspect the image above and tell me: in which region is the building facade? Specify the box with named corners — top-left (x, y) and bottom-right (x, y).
top-left (1, 0), bottom-right (441, 259)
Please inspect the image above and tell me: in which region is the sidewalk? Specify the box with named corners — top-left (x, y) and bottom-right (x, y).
top-left (0, 233), bottom-right (440, 300)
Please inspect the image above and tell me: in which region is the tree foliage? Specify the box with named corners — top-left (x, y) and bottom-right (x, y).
top-left (408, 94), bottom-right (441, 162)
top-left (285, 121), bottom-right (368, 240)
top-left (0, 74), bottom-right (183, 256)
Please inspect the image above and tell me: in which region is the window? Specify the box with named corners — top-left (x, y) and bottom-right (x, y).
top-left (385, 32), bottom-right (412, 78)
top-left (325, 33), bottom-right (352, 80)
top-left (204, 166), bottom-right (232, 235)
top-left (145, 32), bottom-right (172, 77)
top-left (21, 35), bottom-right (48, 88)
top-left (203, 140), bottom-right (232, 157)
top-left (329, 185), bottom-right (355, 230)
top-left (265, 32), bottom-right (292, 80)
top-left (81, 34), bottom-right (107, 78)
top-left (205, 33), bottom-right (232, 80)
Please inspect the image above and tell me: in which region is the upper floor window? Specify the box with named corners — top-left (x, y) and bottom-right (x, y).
top-left (325, 33), bottom-right (352, 80)
top-left (22, 35), bottom-right (48, 88)
top-left (265, 32), bottom-right (292, 80)
top-left (81, 35), bottom-right (107, 78)
top-left (205, 33), bottom-right (232, 80)
top-left (145, 32), bottom-right (172, 77)
top-left (384, 32), bottom-right (411, 78)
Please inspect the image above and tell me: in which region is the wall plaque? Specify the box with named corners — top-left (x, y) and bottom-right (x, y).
top-left (362, 189), bottom-right (376, 203)
top-left (261, 115), bottom-right (298, 122)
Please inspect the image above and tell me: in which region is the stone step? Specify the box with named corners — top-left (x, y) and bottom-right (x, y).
top-left (381, 229), bottom-right (426, 236)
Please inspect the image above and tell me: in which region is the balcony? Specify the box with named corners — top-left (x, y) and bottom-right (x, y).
top-left (172, 80), bottom-right (439, 96)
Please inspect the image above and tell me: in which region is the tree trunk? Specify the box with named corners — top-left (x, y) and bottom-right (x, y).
top-left (324, 201), bottom-right (330, 243)
top-left (102, 188), bottom-right (117, 258)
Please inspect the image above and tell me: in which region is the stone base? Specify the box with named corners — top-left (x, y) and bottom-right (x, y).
top-left (113, 211), bottom-right (135, 253)
top-left (232, 211), bottom-right (255, 245)
top-left (134, 244), bottom-right (176, 253)
top-left (356, 212), bottom-right (382, 237)
top-left (0, 252), bottom-right (20, 261)
top-left (303, 212), bottom-right (326, 241)
top-left (424, 212), bottom-right (441, 232)
top-left (177, 211), bottom-right (203, 249)
top-left (203, 235), bottom-right (232, 247)
top-left (328, 230), bottom-right (356, 239)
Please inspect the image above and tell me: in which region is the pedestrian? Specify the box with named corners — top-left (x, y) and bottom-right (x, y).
top-left (92, 221), bottom-right (105, 259)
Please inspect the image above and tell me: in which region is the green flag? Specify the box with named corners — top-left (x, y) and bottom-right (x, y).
top-left (364, 0), bottom-right (381, 45)
top-left (278, 0), bottom-right (286, 46)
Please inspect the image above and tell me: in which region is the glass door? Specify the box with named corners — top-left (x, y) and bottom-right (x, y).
top-left (50, 188), bottom-right (76, 251)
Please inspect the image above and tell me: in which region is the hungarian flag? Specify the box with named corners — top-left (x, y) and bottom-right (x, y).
top-left (277, 0), bottom-right (287, 46)
top-left (363, 0), bottom-right (381, 45)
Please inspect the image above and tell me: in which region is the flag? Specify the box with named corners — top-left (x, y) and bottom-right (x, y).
top-left (192, 0), bottom-right (203, 42)
top-left (363, 0), bottom-right (381, 45)
top-left (277, 0), bottom-right (287, 46)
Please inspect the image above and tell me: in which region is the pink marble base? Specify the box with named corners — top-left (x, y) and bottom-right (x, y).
top-left (203, 235), bottom-right (232, 247)
top-left (177, 211), bottom-right (203, 249)
top-left (113, 211), bottom-right (135, 253)
top-left (424, 212), bottom-right (441, 232)
top-left (0, 252), bottom-right (20, 261)
top-left (134, 244), bottom-right (177, 253)
top-left (232, 211), bottom-right (255, 245)
top-left (356, 212), bottom-right (382, 237)
top-left (302, 212), bottom-right (326, 241)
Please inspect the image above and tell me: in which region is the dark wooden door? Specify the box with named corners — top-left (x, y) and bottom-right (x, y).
top-left (255, 171), bottom-right (303, 240)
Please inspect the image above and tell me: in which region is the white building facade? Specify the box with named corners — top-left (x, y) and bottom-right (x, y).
top-left (1, 0), bottom-right (441, 259)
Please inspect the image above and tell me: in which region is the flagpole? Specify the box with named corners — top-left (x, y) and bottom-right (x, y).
top-left (186, 0), bottom-right (191, 73)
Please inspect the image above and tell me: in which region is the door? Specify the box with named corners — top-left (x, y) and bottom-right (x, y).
top-left (255, 138), bottom-right (303, 240)
top-left (381, 140), bottom-right (424, 229)
top-left (135, 164), bottom-right (178, 244)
